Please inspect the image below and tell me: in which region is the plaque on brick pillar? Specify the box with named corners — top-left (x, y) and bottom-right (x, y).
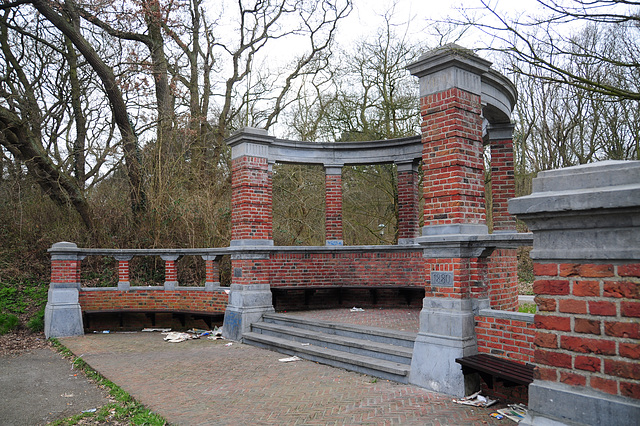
top-left (407, 45), bottom-right (518, 397)
top-left (223, 252), bottom-right (274, 341)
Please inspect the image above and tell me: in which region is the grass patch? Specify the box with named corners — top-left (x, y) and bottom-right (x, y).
top-left (49, 338), bottom-right (167, 426)
top-left (518, 303), bottom-right (537, 314)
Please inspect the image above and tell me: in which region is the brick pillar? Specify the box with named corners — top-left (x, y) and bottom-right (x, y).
top-left (325, 165), bottom-right (343, 246)
top-left (407, 46), bottom-right (497, 396)
top-left (510, 161), bottom-right (640, 425)
top-left (488, 124), bottom-right (516, 233)
top-left (45, 242), bottom-right (85, 338)
top-left (224, 128), bottom-right (275, 340)
top-left (228, 128), bottom-right (274, 246)
top-left (203, 255), bottom-right (221, 290)
top-left (161, 255), bottom-right (179, 290)
top-left (485, 124), bottom-right (518, 309)
top-left (411, 51), bottom-right (489, 237)
top-left (114, 255), bottom-right (132, 290)
top-left (397, 161), bottom-right (420, 245)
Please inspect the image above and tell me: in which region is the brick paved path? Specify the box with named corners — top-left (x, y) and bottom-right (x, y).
top-left (284, 308), bottom-right (421, 333)
top-left (61, 331), bottom-right (504, 425)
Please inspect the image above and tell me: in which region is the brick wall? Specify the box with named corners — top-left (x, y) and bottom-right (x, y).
top-left (79, 289), bottom-right (228, 313)
top-left (475, 313), bottom-right (535, 364)
top-left (486, 249), bottom-right (519, 310)
top-left (269, 251), bottom-right (424, 287)
top-left (533, 262), bottom-right (640, 400)
top-left (490, 138), bottom-right (516, 232)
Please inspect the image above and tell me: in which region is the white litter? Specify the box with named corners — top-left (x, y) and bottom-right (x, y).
top-left (350, 307), bottom-right (365, 312)
top-left (301, 343), bottom-right (310, 346)
top-left (142, 328), bottom-right (171, 332)
top-left (163, 332), bottom-right (194, 343)
top-left (225, 342), bottom-right (233, 347)
top-left (279, 356), bottom-right (302, 362)
top-left (452, 391), bottom-right (497, 407)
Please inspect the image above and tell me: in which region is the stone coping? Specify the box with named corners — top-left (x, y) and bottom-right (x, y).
top-left (80, 286), bottom-right (229, 292)
top-left (50, 234), bottom-right (534, 259)
top-left (478, 308), bottom-right (534, 324)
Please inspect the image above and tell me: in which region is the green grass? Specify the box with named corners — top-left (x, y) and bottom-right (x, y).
top-left (518, 303), bottom-right (537, 314)
top-left (49, 339), bottom-right (167, 426)
top-left (0, 313), bottom-right (19, 335)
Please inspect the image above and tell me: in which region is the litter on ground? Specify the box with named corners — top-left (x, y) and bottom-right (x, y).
top-left (142, 328), bottom-right (171, 332)
top-left (350, 307), bottom-right (365, 312)
top-left (497, 404), bottom-right (528, 422)
top-left (279, 356), bottom-right (302, 362)
top-left (163, 332), bottom-right (195, 343)
top-left (452, 391), bottom-right (497, 408)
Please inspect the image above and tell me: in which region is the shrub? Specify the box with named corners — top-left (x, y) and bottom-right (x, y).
top-left (0, 313), bottom-right (20, 335)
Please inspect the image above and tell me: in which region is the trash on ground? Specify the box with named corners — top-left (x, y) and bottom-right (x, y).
top-left (142, 328), bottom-right (171, 332)
top-left (452, 391), bottom-right (497, 407)
top-left (350, 307), bottom-right (365, 312)
top-left (497, 404), bottom-right (527, 422)
top-left (207, 327), bottom-right (225, 340)
top-left (163, 332), bottom-right (196, 343)
top-left (93, 330), bottom-right (110, 334)
top-left (490, 413), bottom-right (504, 419)
top-left (301, 343), bottom-right (310, 346)
top-left (225, 342), bottom-right (233, 347)
top-left (82, 408), bottom-right (97, 413)
top-left (61, 393), bottom-right (74, 398)
top-left (279, 356), bottom-right (302, 362)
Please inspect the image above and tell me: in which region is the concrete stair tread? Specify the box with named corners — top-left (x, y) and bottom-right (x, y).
top-left (243, 331), bottom-right (410, 377)
top-left (252, 321), bottom-right (413, 359)
top-left (263, 313), bottom-right (417, 344)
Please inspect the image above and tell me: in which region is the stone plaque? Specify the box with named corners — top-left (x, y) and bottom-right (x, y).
top-left (430, 271), bottom-right (454, 287)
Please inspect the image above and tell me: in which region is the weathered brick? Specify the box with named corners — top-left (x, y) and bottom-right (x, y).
top-left (604, 281), bottom-right (640, 299)
top-left (591, 376), bottom-right (618, 396)
top-left (535, 348), bottom-right (572, 368)
top-left (534, 279), bottom-right (570, 295)
top-left (619, 342), bottom-right (640, 360)
top-left (558, 299), bottom-right (587, 314)
top-left (534, 263), bottom-right (558, 277)
top-left (621, 301), bottom-right (640, 318)
top-left (588, 301), bottom-right (617, 317)
top-left (574, 318), bottom-right (601, 335)
top-left (535, 314), bottom-right (571, 331)
top-left (560, 336), bottom-right (616, 355)
top-left (605, 321), bottom-right (640, 339)
top-left (574, 355), bottom-right (601, 372)
top-left (534, 332), bottom-right (558, 349)
top-left (604, 359), bottom-right (640, 380)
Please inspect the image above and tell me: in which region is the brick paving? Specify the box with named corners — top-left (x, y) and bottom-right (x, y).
top-left (283, 308), bottom-right (421, 333)
top-left (60, 309), bottom-right (505, 425)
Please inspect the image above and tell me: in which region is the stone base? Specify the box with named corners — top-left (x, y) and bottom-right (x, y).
top-left (222, 284), bottom-right (274, 341)
top-left (409, 297), bottom-right (485, 396)
top-left (521, 381), bottom-right (640, 426)
top-left (44, 288), bottom-right (84, 338)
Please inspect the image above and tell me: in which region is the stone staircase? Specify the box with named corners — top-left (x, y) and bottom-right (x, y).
top-left (243, 313), bottom-right (416, 383)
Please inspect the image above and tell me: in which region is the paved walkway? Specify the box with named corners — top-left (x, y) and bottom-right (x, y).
top-left (59, 308), bottom-right (505, 425)
top-left (0, 348), bottom-right (110, 425)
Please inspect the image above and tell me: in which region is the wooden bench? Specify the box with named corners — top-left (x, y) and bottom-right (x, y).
top-left (270, 285), bottom-right (425, 310)
top-left (455, 353), bottom-right (534, 388)
top-left (83, 309), bottom-right (224, 330)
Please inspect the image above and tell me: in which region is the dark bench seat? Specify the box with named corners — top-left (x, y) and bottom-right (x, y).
top-left (83, 309), bottom-right (224, 330)
top-left (455, 353), bottom-right (534, 388)
top-left (270, 285), bottom-right (424, 309)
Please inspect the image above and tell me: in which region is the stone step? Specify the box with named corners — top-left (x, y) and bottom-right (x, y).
top-left (243, 331), bottom-right (411, 383)
top-left (251, 321), bottom-right (413, 365)
top-left (261, 313), bottom-right (416, 349)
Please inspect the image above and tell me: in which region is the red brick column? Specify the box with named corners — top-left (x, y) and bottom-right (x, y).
top-left (204, 257), bottom-right (220, 288)
top-left (488, 124), bottom-right (517, 232)
top-left (228, 128), bottom-right (274, 246)
top-left (114, 255), bottom-right (132, 290)
top-left (162, 255), bottom-right (179, 290)
top-left (51, 259), bottom-right (82, 285)
top-left (325, 165), bottom-right (343, 246)
top-left (397, 161), bottom-right (420, 244)
top-left (419, 86), bottom-right (486, 234)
